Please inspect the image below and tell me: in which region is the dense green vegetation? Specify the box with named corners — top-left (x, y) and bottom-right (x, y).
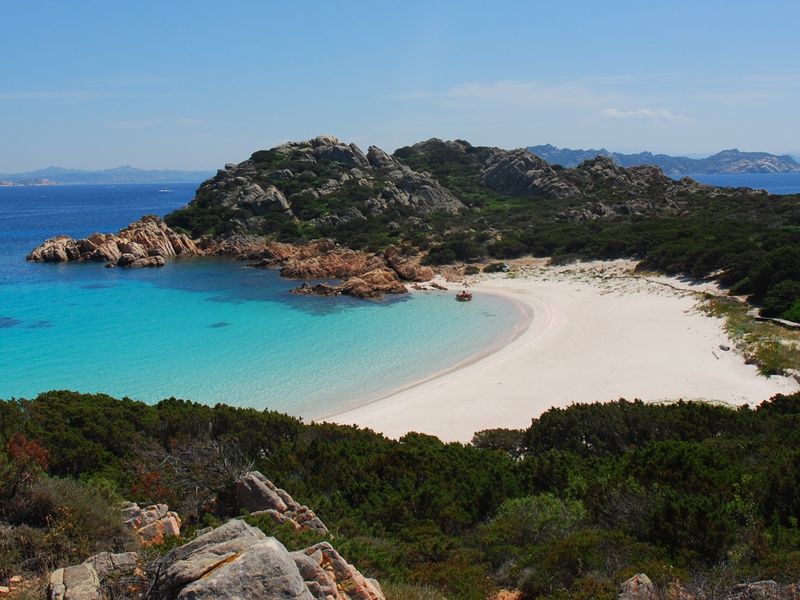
top-left (393, 143), bottom-right (800, 320)
top-left (2, 391), bottom-right (800, 598)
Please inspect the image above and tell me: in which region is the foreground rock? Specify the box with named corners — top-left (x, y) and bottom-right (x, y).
top-left (49, 552), bottom-right (139, 600)
top-left (234, 471), bottom-right (328, 535)
top-left (619, 574), bottom-right (656, 600)
top-left (121, 503), bottom-right (181, 546)
top-left (149, 519), bottom-right (384, 600)
top-left (27, 216), bottom-right (199, 267)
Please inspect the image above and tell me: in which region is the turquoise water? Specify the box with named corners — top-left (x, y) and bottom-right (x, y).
top-left (0, 184), bottom-right (524, 418)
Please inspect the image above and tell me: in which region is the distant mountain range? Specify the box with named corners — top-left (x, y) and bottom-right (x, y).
top-left (528, 145), bottom-right (800, 176)
top-left (0, 165), bottom-right (214, 185)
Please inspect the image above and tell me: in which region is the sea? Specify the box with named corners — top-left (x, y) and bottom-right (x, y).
top-left (2, 173), bottom-right (797, 418)
top-left (0, 183), bottom-right (524, 418)
top-left (689, 172), bottom-right (800, 195)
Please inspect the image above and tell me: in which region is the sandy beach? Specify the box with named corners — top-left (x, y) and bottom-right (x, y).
top-left (327, 260), bottom-right (800, 442)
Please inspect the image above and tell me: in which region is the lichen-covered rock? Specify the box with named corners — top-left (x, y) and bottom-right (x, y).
top-left (234, 472), bottom-right (328, 535)
top-left (81, 552), bottom-right (139, 580)
top-left (235, 472), bottom-right (289, 514)
top-left (48, 564), bottom-right (100, 600)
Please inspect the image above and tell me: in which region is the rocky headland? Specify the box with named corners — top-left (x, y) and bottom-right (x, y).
top-left (26, 134), bottom-right (772, 300)
top-left (27, 215), bottom-right (199, 268)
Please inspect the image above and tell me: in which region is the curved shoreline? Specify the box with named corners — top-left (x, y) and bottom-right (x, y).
top-left (308, 291), bottom-right (534, 422)
top-left (324, 261), bottom-right (800, 442)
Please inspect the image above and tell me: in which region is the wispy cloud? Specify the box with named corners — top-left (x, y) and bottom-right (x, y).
top-left (600, 108), bottom-right (689, 122)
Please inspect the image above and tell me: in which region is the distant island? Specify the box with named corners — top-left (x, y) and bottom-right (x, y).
top-left (0, 165), bottom-right (214, 185)
top-left (528, 144), bottom-right (800, 176)
top-left (0, 178), bottom-right (57, 187)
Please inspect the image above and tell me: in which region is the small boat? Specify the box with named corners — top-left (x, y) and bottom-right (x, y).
top-left (158, 188), bottom-right (173, 193)
top-left (455, 290), bottom-right (472, 302)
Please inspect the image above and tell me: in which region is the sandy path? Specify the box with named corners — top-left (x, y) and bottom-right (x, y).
top-left (325, 261), bottom-right (798, 442)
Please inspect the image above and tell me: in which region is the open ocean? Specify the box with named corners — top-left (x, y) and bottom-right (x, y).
top-left (0, 183), bottom-right (523, 418)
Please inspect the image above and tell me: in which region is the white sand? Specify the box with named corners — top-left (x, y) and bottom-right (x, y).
top-left (325, 260), bottom-right (799, 442)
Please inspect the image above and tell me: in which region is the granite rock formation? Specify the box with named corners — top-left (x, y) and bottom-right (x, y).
top-left (394, 138), bottom-right (740, 221)
top-left (234, 471), bottom-right (328, 535)
top-left (147, 520), bottom-right (385, 600)
top-left (183, 135), bottom-right (464, 238)
top-left (27, 216), bottom-right (199, 266)
top-left (48, 552), bottom-right (139, 600)
top-left (121, 503), bottom-right (181, 546)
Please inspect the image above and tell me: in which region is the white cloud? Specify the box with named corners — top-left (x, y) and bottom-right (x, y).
top-left (600, 108), bottom-right (689, 122)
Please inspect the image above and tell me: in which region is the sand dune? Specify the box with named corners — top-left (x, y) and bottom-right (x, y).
top-left (327, 260), bottom-right (799, 442)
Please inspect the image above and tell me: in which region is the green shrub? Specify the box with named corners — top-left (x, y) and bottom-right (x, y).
top-left (483, 262), bottom-right (510, 273)
top-left (383, 581), bottom-right (448, 600)
top-left (762, 280), bottom-right (800, 319)
top-left (3, 477), bottom-right (135, 574)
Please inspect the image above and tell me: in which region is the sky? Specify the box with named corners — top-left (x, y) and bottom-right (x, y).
top-left (1, 0), bottom-right (799, 171)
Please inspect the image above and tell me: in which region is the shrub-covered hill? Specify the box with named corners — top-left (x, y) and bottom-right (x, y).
top-left (161, 135), bottom-right (800, 321)
top-left (2, 391), bottom-right (800, 599)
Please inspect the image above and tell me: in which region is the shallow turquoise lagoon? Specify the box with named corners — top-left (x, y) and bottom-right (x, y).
top-left (0, 184), bottom-right (524, 418)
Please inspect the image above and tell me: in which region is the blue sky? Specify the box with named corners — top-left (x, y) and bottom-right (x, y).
top-left (1, 0), bottom-right (799, 170)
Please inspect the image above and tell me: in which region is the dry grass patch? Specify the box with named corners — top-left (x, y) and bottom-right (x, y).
top-left (701, 296), bottom-right (800, 377)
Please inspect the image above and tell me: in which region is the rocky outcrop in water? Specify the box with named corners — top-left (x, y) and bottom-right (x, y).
top-left (27, 216), bottom-right (199, 267)
top-left (242, 240), bottom-right (426, 298)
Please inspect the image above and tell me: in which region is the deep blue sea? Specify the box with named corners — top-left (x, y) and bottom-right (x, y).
top-left (690, 172), bottom-right (800, 194)
top-left (0, 183), bottom-right (523, 418)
